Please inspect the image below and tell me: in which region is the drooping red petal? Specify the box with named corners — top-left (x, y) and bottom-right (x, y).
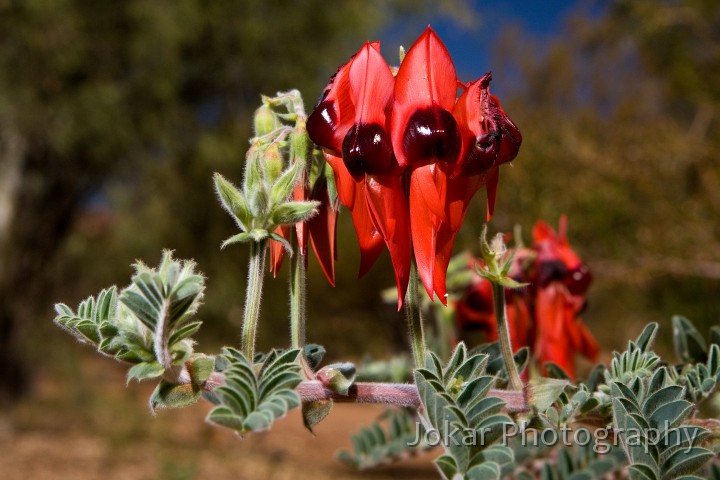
top-left (365, 174), bottom-right (411, 308)
top-left (323, 151), bottom-right (384, 277)
top-left (535, 283), bottom-right (576, 378)
top-left (323, 151), bottom-right (356, 210)
top-left (391, 27), bottom-right (460, 169)
top-left (432, 174), bottom-right (484, 303)
top-left (409, 164), bottom-right (448, 298)
top-left (508, 293), bottom-right (533, 352)
top-left (573, 319), bottom-right (601, 362)
top-left (308, 174), bottom-right (338, 286)
top-left (454, 278), bottom-right (495, 333)
top-left (293, 171), bottom-right (309, 256)
top-left (269, 224), bottom-right (291, 278)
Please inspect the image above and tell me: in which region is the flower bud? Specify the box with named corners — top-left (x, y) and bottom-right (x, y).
top-left (263, 143), bottom-right (284, 184)
top-left (253, 103), bottom-right (277, 138)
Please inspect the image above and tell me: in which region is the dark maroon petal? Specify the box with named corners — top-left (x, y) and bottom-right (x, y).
top-left (402, 106), bottom-right (460, 167)
top-left (341, 122), bottom-right (394, 178)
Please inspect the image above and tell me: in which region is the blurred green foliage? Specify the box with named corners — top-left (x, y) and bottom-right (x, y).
top-left (0, 0), bottom-right (474, 400)
top-left (484, 0), bottom-right (720, 351)
top-left (1, 0), bottom-right (718, 401)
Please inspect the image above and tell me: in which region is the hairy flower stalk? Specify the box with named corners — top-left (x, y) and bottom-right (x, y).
top-left (242, 239), bottom-right (267, 360)
top-left (492, 283), bottom-right (523, 390)
top-left (289, 246), bottom-right (306, 350)
top-left (405, 262), bottom-right (426, 368)
top-left (478, 226), bottom-right (525, 390)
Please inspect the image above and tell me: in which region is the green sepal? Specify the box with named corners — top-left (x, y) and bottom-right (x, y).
top-left (248, 228), bottom-right (269, 242)
top-left (188, 354), bottom-right (215, 386)
top-left (127, 361), bottom-right (165, 384)
top-left (221, 232), bottom-right (253, 249)
top-left (268, 232), bottom-right (293, 254)
top-left (270, 200), bottom-right (318, 226)
top-left (528, 377), bottom-right (570, 412)
top-left (149, 380), bottom-right (202, 413)
top-left (269, 161), bottom-right (302, 205)
top-left (213, 172), bottom-right (250, 231)
top-left (302, 399), bottom-right (333, 433)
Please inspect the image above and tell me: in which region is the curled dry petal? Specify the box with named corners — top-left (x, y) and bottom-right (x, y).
top-left (453, 73), bottom-right (522, 220)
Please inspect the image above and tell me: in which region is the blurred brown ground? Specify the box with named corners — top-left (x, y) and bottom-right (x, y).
top-left (0, 351), bottom-right (438, 480)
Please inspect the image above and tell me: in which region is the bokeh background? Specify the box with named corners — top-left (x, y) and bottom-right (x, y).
top-left (1, 0), bottom-right (718, 478)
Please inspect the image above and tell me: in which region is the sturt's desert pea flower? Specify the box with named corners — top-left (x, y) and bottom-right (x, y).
top-left (307, 27), bottom-right (521, 308)
top-left (455, 217), bottom-right (599, 379)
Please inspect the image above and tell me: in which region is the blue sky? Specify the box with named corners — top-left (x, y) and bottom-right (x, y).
top-left (379, 0), bottom-right (599, 85)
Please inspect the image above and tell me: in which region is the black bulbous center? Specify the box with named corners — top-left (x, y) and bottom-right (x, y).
top-left (402, 106), bottom-right (460, 166)
top-left (342, 122), bottom-right (394, 179)
top-left (564, 263), bottom-right (592, 296)
top-left (307, 100), bottom-right (338, 151)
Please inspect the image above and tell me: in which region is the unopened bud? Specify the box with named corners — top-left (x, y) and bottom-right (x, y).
top-left (263, 143), bottom-right (284, 183)
top-left (290, 117), bottom-right (309, 168)
top-left (253, 104), bottom-right (277, 138)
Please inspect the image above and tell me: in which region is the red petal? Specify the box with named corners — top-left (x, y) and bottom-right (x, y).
top-left (308, 175), bottom-right (338, 286)
top-left (432, 174), bottom-right (483, 303)
top-left (409, 164), bottom-right (446, 298)
top-left (535, 284), bottom-right (576, 378)
top-left (349, 42), bottom-right (394, 127)
top-left (453, 74), bottom-right (522, 177)
top-left (391, 27), bottom-right (459, 169)
top-left (323, 152), bottom-right (384, 277)
top-left (365, 174), bottom-right (411, 308)
top-left (353, 181), bottom-right (386, 278)
top-left (293, 171), bottom-right (309, 255)
top-left (342, 42), bottom-right (397, 177)
top-left (269, 224), bottom-right (291, 278)
top-left (323, 151), bottom-right (356, 210)
top-left (454, 278), bottom-right (495, 333)
top-left (573, 319), bottom-right (600, 362)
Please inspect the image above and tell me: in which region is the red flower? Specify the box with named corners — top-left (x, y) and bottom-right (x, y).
top-left (308, 42), bottom-right (409, 304)
top-left (455, 217), bottom-right (599, 379)
top-left (531, 216), bottom-right (599, 378)
top-left (308, 27), bottom-right (521, 307)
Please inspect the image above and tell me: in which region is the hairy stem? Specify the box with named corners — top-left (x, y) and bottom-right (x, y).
top-left (491, 283), bottom-right (523, 391)
top-left (289, 247), bottom-right (306, 350)
top-left (201, 375), bottom-right (530, 412)
top-left (242, 240), bottom-right (267, 360)
top-left (290, 248), bottom-right (314, 378)
top-left (404, 262), bottom-right (426, 368)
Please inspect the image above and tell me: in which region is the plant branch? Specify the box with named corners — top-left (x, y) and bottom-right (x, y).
top-left (201, 374), bottom-right (529, 412)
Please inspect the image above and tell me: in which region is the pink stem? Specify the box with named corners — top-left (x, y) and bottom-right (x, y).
top-left (203, 373), bottom-right (529, 412)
